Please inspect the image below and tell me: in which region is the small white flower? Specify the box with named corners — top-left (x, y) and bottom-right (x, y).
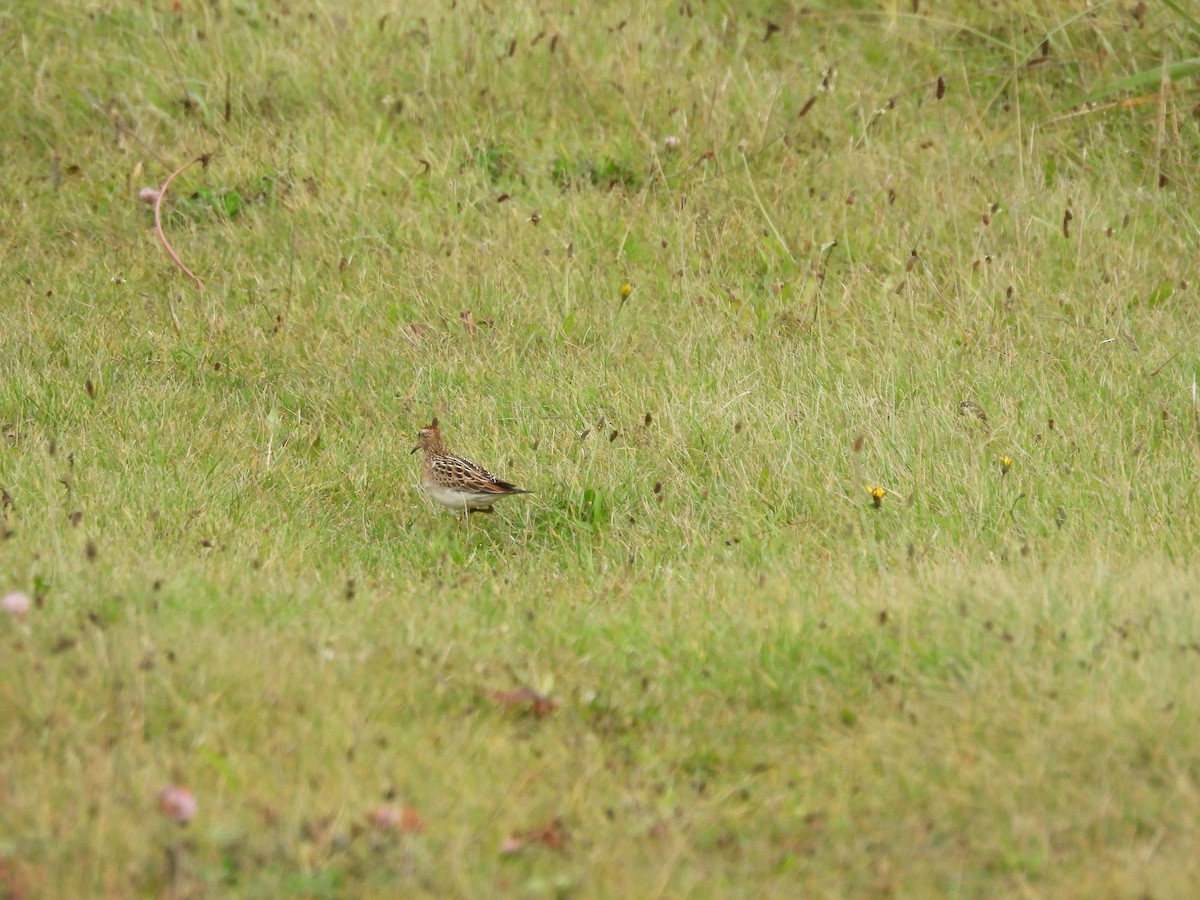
top-left (159, 785), bottom-right (197, 823)
top-left (2, 592), bottom-right (30, 620)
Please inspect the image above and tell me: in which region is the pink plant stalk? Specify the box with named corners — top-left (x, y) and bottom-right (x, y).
top-left (151, 156), bottom-right (209, 289)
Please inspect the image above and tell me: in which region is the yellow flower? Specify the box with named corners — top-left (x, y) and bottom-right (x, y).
top-left (869, 485), bottom-right (886, 508)
top-left (619, 282), bottom-right (633, 299)
top-left (999, 455), bottom-right (1013, 475)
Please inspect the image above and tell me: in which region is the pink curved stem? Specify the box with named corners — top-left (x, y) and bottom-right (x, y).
top-left (153, 156), bottom-right (206, 289)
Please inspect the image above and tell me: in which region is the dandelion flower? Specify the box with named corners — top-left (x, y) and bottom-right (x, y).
top-left (869, 486), bottom-right (886, 508)
top-left (619, 282), bottom-right (633, 300)
top-left (1000, 456), bottom-right (1013, 475)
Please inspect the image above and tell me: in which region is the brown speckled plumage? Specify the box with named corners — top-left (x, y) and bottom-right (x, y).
top-left (411, 418), bottom-right (530, 513)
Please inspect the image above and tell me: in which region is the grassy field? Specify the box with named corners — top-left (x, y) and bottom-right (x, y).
top-left (3, 0), bottom-right (1200, 896)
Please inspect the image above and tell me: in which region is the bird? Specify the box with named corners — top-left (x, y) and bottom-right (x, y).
top-left (411, 417), bottom-right (531, 514)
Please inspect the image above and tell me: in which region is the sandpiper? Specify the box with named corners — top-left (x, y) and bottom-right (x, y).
top-left (411, 418), bottom-right (531, 513)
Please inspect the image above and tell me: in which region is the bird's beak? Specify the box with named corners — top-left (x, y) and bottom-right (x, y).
top-left (410, 445), bottom-right (420, 454)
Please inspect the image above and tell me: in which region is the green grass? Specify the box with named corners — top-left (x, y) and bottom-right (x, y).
top-left (2, 0), bottom-right (1200, 896)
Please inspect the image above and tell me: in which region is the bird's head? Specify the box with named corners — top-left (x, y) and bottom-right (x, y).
top-left (411, 417), bottom-right (443, 454)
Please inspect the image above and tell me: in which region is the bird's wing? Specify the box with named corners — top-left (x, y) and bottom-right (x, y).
top-left (432, 454), bottom-right (508, 493)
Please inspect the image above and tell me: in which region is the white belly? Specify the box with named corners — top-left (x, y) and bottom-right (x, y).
top-left (423, 481), bottom-right (499, 511)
